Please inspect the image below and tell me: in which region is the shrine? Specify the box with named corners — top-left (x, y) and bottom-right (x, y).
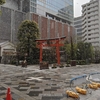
top-left (36, 36), bottom-right (66, 64)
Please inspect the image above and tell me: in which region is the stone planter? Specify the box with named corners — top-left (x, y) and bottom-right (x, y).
top-left (40, 62), bottom-right (49, 70)
top-left (70, 60), bottom-right (76, 66)
top-left (21, 61), bottom-right (27, 67)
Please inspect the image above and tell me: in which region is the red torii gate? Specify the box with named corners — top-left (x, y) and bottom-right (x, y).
top-left (36, 36), bottom-right (66, 64)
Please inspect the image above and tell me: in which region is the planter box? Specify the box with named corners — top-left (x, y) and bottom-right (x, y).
top-left (70, 60), bottom-right (76, 66)
top-left (21, 61), bottom-right (27, 67)
top-left (40, 62), bottom-right (49, 70)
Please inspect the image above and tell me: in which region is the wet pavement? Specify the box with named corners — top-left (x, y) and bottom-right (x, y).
top-left (0, 64), bottom-right (100, 100)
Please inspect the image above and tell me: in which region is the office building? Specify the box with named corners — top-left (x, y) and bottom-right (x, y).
top-left (2, 0), bottom-right (73, 24)
top-left (35, 0), bottom-right (73, 24)
top-left (74, 16), bottom-right (83, 42)
top-left (82, 0), bottom-right (100, 49)
top-left (0, 0), bottom-right (75, 43)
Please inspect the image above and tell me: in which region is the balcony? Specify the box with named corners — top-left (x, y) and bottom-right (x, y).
top-left (88, 21), bottom-right (99, 25)
top-left (82, 25), bottom-right (87, 29)
top-left (87, 3), bottom-right (98, 8)
top-left (87, 29), bottom-right (99, 34)
top-left (92, 43), bottom-right (99, 47)
top-left (87, 7), bottom-right (98, 13)
top-left (88, 34), bottom-right (99, 39)
top-left (88, 16), bottom-right (99, 21)
top-left (88, 25), bottom-right (99, 30)
top-left (87, 11), bottom-right (98, 17)
top-left (82, 19), bottom-right (87, 25)
top-left (88, 38), bottom-right (99, 43)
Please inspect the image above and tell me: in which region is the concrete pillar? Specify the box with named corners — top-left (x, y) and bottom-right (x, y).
top-left (11, 10), bottom-right (15, 43)
top-left (20, 0), bottom-right (23, 11)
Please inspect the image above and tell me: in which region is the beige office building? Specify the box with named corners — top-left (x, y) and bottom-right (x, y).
top-left (82, 0), bottom-right (100, 50)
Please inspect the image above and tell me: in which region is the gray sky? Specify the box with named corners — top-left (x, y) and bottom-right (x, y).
top-left (74, 0), bottom-right (90, 17)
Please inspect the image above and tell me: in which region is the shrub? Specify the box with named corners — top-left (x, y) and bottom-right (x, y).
top-left (77, 60), bottom-right (86, 65)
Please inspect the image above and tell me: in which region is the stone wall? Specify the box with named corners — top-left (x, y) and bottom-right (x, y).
top-left (0, 6), bottom-right (76, 44)
top-left (31, 13), bottom-right (76, 42)
top-left (0, 7), bottom-right (11, 42)
top-left (0, 6), bottom-right (26, 44)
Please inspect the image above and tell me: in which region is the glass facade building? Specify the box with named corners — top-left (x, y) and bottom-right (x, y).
top-left (2, 0), bottom-right (73, 23)
top-left (30, 0), bottom-right (73, 23)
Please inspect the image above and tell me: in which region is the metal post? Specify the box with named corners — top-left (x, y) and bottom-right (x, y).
top-left (40, 42), bottom-right (43, 63)
top-left (56, 40), bottom-right (60, 65)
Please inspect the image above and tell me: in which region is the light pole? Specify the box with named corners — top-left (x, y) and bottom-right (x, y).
top-left (85, 44), bottom-right (88, 64)
top-left (77, 49), bottom-right (80, 60)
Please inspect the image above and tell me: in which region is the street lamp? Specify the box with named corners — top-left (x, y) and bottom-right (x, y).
top-left (85, 44), bottom-right (88, 64)
top-left (77, 49), bottom-right (80, 60)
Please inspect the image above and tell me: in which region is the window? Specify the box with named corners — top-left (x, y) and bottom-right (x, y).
top-left (75, 25), bottom-right (82, 28)
top-left (88, 34), bottom-right (91, 36)
top-left (77, 29), bottom-right (82, 32)
top-left (88, 38), bottom-right (91, 40)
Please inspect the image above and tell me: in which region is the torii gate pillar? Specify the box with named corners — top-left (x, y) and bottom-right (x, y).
top-left (36, 36), bottom-right (66, 65)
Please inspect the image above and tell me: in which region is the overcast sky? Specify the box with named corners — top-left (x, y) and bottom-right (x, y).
top-left (74, 0), bottom-right (90, 17)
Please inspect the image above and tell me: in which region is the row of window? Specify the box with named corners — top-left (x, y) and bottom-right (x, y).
top-left (83, 37), bottom-right (99, 42)
top-left (82, 1), bottom-right (98, 9)
top-left (75, 25), bottom-right (82, 28)
top-left (88, 37), bottom-right (99, 40)
top-left (88, 32), bottom-right (99, 35)
top-left (74, 20), bottom-right (82, 24)
top-left (88, 14), bottom-right (98, 19)
top-left (30, 0), bottom-right (73, 22)
top-left (77, 29), bottom-right (82, 32)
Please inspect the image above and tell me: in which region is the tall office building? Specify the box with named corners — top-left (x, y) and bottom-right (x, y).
top-left (2, 0), bottom-right (22, 11)
top-left (82, 0), bottom-right (100, 49)
top-left (35, 0), bottom-right (73, 24)
top-left (23, 0), bottom-right (74, 24)
top-left (2, 0), bottom-right (73, 24)
top-left (0, 0), bottom-right (74, 43)
top-left (74, 16), bottom-right (83, 42)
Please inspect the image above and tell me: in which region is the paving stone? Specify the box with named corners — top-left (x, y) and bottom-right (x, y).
top-left (51, 87), bottom-right (60, 89)
top-left (42, 94), bottom-right (52, 96)
top-left (0, 95), bottom-right (6, 99)
top-left (18, 89), bottom-right (28, 91)
top-left (0, 98), bottom-right (4, 100)
top-left (5, 82), bottom-right (12, 85)
top-left (12, 93), bottom-right (22, 100)
top-left (29, 82), bottom-right (35, 85)
top-left (19, 84), bottom-right (29, 87)
top-left (42, 96), bottom-right (63, 100)
top-left (30, 87), bottom-right (39, 89)
top-left (0, 87), bottom-right (6, 90)
top-left (44, 88), bottom-right (57, 91)
top-left (0, 64), bottom-right (100, 100)
top-left (32, 96), bottom-right (42, 100)
top-left (11, 85), bottom-right (19, 88)
top-left (19, 87), bottom-right (29, 89)
top-left (0, 93), bottom-right (6, 96)
top-left (28, 91), bottom-right (43, 96)
top-left (41, 78), bottom-right (51, 80)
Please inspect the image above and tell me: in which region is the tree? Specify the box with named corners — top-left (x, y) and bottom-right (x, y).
top-left (0, 0), bottom-right (5, 15)
top-left (70, 36), bottom-right (75, 60)
top-left (63, 40), bottom-right (94, 64)
top-left (63, 39), bottom-right (77, 62)
top-left (77, 42), bottom-right (94, 62)
top-left (17, 20), bottom-right (40, 64)
top-left (0, 0), bottom-right (5, 5)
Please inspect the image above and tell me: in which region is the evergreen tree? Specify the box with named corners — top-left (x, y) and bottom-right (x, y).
top-left (0, 0), bottom-right (5, 5)
top-left (0, 0), bottom-right (5, 14)
top-left (70, 36), bottom-right (74, 60)
top-left (17, 20), bottom-right (40, 64)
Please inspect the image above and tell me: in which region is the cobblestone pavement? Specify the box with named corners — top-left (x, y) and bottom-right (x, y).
top-left (0, 64), bottom-right (100, 100)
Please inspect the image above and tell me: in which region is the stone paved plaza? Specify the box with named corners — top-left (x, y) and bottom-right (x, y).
top-left (0, 64), bottom-right (100, 100)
